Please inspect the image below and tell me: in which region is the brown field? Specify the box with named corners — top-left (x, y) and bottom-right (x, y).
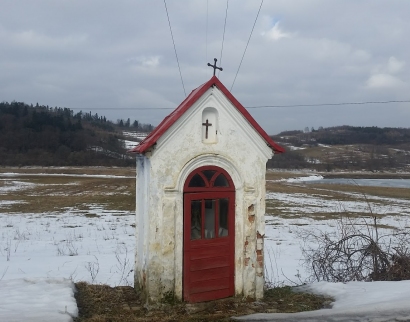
top-left (2, 167), bottom-right (408, 216)
top-left (0, 167), bottom-right (135, 213)
top-left (2, 166), bottom-right (408, 235)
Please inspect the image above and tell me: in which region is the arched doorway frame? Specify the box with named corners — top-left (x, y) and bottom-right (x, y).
top-left (172, 155), bottom-right (244, 301)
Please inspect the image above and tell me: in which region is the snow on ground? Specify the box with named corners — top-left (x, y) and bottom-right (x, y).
top-left (285, 175), bottom-right (324, 183)
top-left (121, 139), bottom-right (139, 150)
top-left (0, 203), bottom-right (134, 321)
top-left (0, 200), bottom-right (27, 208)
top-left (306, 280), bottom-right (410, 312)
top-left (0, 278), bottom-right (77, 322)
top-left (1, 173), bottom-right (410, 321)
top-left (120, 140), bottom-right (140, 150)
top-left (122, 131), bottom-right (148, 140)
top-left (267, 175), bottom-right (324, 183)
top-left (236, 281), bottom-right (410, 321)
top-left (0, 206), bottom-right (135, 285)
top-left (287, 145), bottom-right (306, 151)
top-left (307, 158), bottom-right (321, 164)
top-left (0, 179), bottom-right (37, 193)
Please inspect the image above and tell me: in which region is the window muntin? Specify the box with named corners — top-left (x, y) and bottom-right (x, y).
top-left (190, 198), bottom-right (230, 240)
top-left (191, 200), bottom-right (202, 240)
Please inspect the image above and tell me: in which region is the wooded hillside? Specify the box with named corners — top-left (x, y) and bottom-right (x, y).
top-left (0, 101), bottom-right (151, 166)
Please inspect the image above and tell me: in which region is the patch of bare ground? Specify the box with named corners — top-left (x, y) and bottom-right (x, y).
top-left (322, 172), bottom-right (410, 179)
top-left (309, 183), bottom-right (410, 200)
top-left (0, 166), bottom-right (135, 177)
top-left (73, 282), bottom-right (331, 322)
top-left (266, 171), bottom-right (310, 181)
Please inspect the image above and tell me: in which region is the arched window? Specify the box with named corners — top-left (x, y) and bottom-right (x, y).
top-left (184, 166), bottom-right (234, 192)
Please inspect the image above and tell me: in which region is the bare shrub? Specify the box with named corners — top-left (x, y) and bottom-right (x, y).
top-left (386, 253), bottom-right (410, 281)
top-left (85, 256), bottom-right (100, 283)
top-left (300, 214), bottom-right (410, 283)
top-left (114, 244), bottom-right (133, 286)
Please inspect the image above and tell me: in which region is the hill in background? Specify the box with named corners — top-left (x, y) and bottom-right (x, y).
top-left (269, 126), bottom-right (410, 172)
top-left (0, 101), bottom-right (151, 167)
top-left (2, 102), bottom-right (410, 171)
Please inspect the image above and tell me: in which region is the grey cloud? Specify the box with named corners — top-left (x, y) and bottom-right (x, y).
top-left (1, 0), bottom-right (409, 134)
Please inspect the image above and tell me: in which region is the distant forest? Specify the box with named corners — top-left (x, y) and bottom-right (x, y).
top-left (273, 126), bottom-right (410, 146)
top-left (0, 101), bottom-right (153, 166)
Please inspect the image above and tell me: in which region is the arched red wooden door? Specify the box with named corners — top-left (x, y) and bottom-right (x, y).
top-left (183, 166), bottom-right (235, 302)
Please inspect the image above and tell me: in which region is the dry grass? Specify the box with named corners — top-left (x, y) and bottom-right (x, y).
top-left (0, 166), bottom-right (135, 177)
top-left (266, 171), bottom-right (308, 181)
top-left (311, 183), bottom-right (410, 200)
top-left (1, 173), bottom-right (135, 213)
top-left (4, 169), bottom-right (406, 218)
top-left (301, 146), bottom-right (344, 159)
top-left (73, 282), bottom-right (331, 322)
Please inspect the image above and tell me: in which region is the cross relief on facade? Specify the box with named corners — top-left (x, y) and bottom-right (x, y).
top-left (202, 119), bottom-right (212, 139)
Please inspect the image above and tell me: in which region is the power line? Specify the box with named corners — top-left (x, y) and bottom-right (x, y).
top-left (230, 0), bottom-right (263, 91)
top-left (218, 0), bottom-right (229, 78)
top-left (246, 100), bottom-right (410, 109)
top-left (68, 100), bottom-right (410, 110)
top-left (163, 0), bottom-right (186, 97)
top-left (205, 0), bottom-right (209, 69)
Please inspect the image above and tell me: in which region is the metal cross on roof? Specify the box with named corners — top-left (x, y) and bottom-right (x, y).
top-left (207, 58), bottom-right (223, 76)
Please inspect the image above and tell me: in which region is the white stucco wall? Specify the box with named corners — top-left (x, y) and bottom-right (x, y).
top-left (135, 86), bottom-right (273, 302)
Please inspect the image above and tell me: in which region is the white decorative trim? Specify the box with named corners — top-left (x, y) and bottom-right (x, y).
top-left (172, 154), bottom-right (244, 193)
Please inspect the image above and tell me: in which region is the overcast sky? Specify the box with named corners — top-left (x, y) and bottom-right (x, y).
top-left (1, 0), bottom-right (409, 134)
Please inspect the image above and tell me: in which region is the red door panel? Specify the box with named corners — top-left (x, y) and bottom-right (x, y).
top-left (190, 266), bottom-right (230, 282)
top-left (190, 277), bottom-right (230, 294)
top-left (190, 256), bottom-right (230, 270)
top-left (183, 192), bottom-right (235, 302)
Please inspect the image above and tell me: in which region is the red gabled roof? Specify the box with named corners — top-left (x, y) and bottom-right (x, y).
top-left (130, 76), bottom-right (284, 154)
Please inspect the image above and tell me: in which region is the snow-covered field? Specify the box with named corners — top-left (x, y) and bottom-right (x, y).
top-left (121, 131), bottom-right (149, 149)
top-left (121, 139), bottom-right (139, 150)
top-left (122, 131), bottom-right (148, 141)
top-left (1, 171), bottom-right (410, 321)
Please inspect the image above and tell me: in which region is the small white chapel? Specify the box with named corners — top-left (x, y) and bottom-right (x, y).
top-left (130, 74), bottom-right (283, 303)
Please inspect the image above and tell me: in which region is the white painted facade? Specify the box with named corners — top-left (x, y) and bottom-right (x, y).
top-left (134, 84), bottom-right (275, 303)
